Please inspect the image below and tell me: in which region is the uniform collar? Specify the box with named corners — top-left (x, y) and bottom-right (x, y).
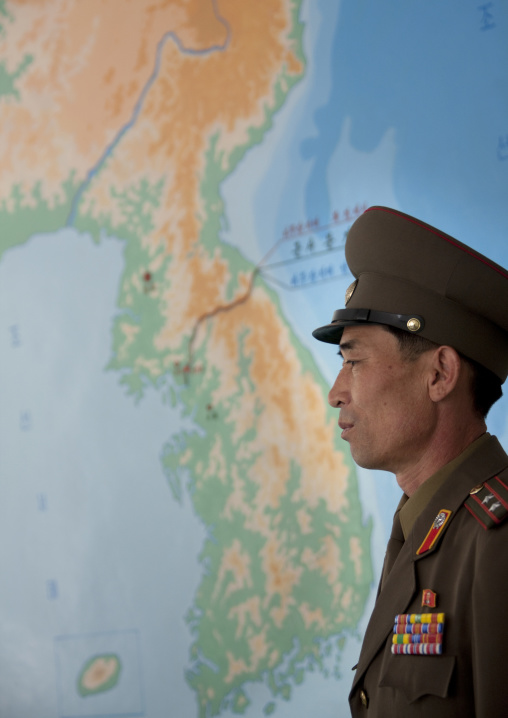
top-left (399, 433), bottom-right (491, 539)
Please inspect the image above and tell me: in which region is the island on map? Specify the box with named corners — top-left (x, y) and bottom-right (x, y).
top-left (77, 653), bottom-right (122, 697)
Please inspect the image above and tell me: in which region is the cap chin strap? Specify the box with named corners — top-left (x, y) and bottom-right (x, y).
top-left (330, 308), bottom-right (426, 333)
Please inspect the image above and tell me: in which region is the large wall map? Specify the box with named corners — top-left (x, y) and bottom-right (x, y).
top-left (1, 2), bottom-right (508, 717)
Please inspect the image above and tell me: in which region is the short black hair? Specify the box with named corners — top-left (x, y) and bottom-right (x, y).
top-left (384, 325), bottom-right (503, 419)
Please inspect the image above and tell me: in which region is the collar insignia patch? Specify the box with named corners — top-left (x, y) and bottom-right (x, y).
top-left (416, 509), bottom-right (452, 556)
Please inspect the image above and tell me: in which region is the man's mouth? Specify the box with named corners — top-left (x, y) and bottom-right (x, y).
top-left (338, 419), bottom-right (354, 440)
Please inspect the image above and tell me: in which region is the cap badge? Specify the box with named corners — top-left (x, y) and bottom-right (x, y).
top-left (407, 318), bottom-right (421, 332)
top-left (345, 280), bottom-right (357, 305)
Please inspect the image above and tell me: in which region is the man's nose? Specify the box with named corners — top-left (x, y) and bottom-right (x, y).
top-left (328, 368), bottom-right (349, 408)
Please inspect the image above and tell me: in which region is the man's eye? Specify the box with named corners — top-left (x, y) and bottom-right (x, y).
top-left (343, 359), bottom-right (357, 367)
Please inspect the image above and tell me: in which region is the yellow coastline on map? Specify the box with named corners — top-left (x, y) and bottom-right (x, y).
top-left (0, 2), bottom-right (372, 716)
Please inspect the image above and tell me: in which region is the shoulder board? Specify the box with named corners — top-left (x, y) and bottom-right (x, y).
top-left (465, 474), bottom-right (508, 529)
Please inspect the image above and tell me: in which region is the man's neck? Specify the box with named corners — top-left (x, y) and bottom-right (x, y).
top-left (396, 421), bottom-right (487, 497)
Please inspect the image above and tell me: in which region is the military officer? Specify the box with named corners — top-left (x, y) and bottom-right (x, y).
top-left (312, 206), bottom-right (508, 716)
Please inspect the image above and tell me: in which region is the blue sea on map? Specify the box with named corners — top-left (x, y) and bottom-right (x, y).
top-left (0, 230), bottom-right (205, 716)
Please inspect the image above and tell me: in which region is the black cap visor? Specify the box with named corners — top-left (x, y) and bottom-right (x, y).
top-left (312, 308), bottom-right (425, 345)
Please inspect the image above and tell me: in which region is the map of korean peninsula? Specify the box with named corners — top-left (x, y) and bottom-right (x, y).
top-left (0, 1), bottom-right (372, 716)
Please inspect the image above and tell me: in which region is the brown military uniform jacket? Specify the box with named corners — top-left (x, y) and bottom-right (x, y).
top-left (349, 434), bottom-right (508, 717)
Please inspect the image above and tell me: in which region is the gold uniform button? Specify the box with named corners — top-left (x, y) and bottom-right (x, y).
top-left (470, 483), bottom-right (483, 495)
top-left (360, 689), bottom-right (369, 708)
top-left (407, 317), bottom-right (421, 332)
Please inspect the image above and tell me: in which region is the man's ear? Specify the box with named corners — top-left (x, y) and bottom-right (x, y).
top-left (427, 345), bottom-right (462, 403)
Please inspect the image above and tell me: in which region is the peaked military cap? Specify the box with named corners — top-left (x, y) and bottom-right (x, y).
top-left (312, 206), bottom-right (508, 382)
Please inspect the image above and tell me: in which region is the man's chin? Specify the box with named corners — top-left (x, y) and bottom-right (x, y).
top-left (349, 446), bottom-right (383, 471)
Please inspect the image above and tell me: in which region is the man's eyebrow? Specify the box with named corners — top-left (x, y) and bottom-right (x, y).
top-left (337, 339), bottom-right (357, 356)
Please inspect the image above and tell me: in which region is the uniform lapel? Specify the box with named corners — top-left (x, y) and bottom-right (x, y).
top-left (351, 537), bottom-right (416, 691)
